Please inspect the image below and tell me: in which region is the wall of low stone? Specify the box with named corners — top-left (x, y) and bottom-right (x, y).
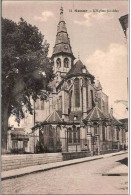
top-left (2, 151), bottom-right (91, 171)
top-left (62, 151), bottom-right (91, 161)
top-left (2, 153), bottom-right (63, 171)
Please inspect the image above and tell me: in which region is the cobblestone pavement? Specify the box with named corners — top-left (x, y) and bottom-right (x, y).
top-left (2, 153), bottom-right (128, 194)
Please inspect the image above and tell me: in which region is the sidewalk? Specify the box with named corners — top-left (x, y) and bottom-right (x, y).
top-left (102, 164), bottom-right (128, 176)
top-left (1, 151), bottom-right (127, 180)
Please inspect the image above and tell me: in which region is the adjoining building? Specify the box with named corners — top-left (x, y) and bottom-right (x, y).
top-left (7, 7), bottom-right (126, 155)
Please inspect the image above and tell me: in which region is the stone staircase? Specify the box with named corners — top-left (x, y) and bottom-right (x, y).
top-left (2, 153), bottom-right (63, 171)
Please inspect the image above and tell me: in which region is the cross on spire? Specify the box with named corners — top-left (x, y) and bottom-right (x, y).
top-left (60, 6), bottom-right (63, 14)
top-left (78, 52), bottom-right (80, 60)
top-left (60, 6), bottom-right (64, 21)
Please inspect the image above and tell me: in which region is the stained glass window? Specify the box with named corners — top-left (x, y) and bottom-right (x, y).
top-left (74, 78), bottom-right (80, 107)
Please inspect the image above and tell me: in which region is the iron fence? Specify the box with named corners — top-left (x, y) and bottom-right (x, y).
top-left (100, 140), bottom-right (119, 152)
top-left (2, 134), bottom-right (89, 155)
top-left (2, 133), bottom-right (122, 155)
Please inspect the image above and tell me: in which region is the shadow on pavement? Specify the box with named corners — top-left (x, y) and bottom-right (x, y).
top-left (117, 157), bottom-right (128, 166)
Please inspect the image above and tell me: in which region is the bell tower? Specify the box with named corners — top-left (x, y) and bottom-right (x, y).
top-left (51, 7), bottom-right (75, 85)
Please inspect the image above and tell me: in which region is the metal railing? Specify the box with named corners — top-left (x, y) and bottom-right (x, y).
top-left (2, 134), bottom-right (89, 155)
top-left (2, 133), bottom-right (124, 155)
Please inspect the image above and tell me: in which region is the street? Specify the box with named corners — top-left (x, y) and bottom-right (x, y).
top-left (2, 153), bottom-right (128, 194)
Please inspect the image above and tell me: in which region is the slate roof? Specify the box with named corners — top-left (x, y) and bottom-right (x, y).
top-left (84, 106), bottom-right (107, 122)
top-left (66, 60), bottom-right (94, 80)
top-left (107, 113), bottom-right (123, 126)
top-left (45, 110), bottom-right (62, 123)
top-left (56, 60), bottom-right (95, 90)
top-left (67, 60), bottom-right (88, 75)
top-left (84, 106), bottom-right (123, 126)
top-left (52, 7), bottom-right (75, 59)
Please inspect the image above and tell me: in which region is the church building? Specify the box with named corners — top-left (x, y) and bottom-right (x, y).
top-left (8, 7), bottom-right (126, 154)
top-left (32, 7), bottom-right (125, 154)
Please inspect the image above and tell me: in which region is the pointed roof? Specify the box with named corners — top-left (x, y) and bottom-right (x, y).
top-left (84, 106), bottom-right (107, 122)
top-left (56, 60), bottom-right (95, 90)
top-left (66, 60), bottom-right (94, 79)
top-left (45, 110), bottom-right (62, 123)
top-left (67, 60), bottom-right (88, 75)
top-left (52, 7), bottom-right (75, 59)
top-left (107, 113), bottom-right (122, 126)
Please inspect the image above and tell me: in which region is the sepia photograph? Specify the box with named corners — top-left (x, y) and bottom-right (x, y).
top-left (1, 0), bottom-right (128, 194)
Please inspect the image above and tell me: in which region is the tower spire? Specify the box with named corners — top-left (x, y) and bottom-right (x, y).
top-left (52, 7), bottom-right (75, 60)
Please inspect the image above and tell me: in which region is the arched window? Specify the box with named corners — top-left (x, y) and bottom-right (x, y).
top-left (77, 127), bottom-right (80, 143)
top-left (73, 126), bottom-right (77, 143)
top-left (64, 58), bottom-right (69, 68)
top-left (94, 122), bottom-right (97, 135)
top-left (68, 128), bottom-right (72, 143)
top-left (116, 127), bottom-right (119, 140)
top-left (69, 90), bottom-right (72, 113)
top-left (56, 58), bottom-right (61, 68)
top-left (102, 125), bottom-right (105, 141)
top-left (74, 78), bottom-right (80, 107)
top-left (83, 78), bottom-right (88, 108)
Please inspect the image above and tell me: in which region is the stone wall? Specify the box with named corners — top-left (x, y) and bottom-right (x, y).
top-left (2, 153), bottom-right (63, 171)
top-left (62, 151), bottom-right (91, 161)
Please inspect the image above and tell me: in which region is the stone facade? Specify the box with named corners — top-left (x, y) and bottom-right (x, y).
top-left (8, 7), bottom-right (126, 154)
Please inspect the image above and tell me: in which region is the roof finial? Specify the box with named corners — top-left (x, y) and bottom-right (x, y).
top-left (60, 6), bottom-right (63, 14)
top-left (78, 52), bottom-right (80, 60)
top-left (60, 6), bottom-right (64, 22)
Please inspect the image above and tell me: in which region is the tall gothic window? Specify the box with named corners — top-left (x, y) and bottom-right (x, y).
top-left (56, 58), bottom-right (61, 68)
top-left (77, 127), bottom-right (80, 143)
top-left (117, 127), bottom-right (119, 140)
top-left (64, 58), bottom-right (69, 68)
top-left (102, 125), bottom-right (105, 141)
top-left (90, 90), bottom-right (94, 108)
top-left (69, 90), bottom-right (72, 114)
top-left (73, 126), bottom-right (77, 143)
top-left (68, 128), bottom-right (72, 143)
top-left (74, 78), bottom-right (80, 107)
top-left (94, 123), bottom-right (97, 135)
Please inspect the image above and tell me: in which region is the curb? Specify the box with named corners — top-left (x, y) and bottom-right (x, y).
top-left (112, 151), bottom-right (128, 157)
top-left (1, 151), bottom-right (127, 180)
top-left (2, 157), bottom-right (103, 180)
top-left (102, 173), bottom-right (128, 176)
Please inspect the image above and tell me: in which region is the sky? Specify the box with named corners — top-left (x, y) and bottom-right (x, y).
top-left (2, 0), bottom-right (128, 119)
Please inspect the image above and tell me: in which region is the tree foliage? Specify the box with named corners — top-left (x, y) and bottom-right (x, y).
top-left (2, 17), bottom-right (53, 124)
